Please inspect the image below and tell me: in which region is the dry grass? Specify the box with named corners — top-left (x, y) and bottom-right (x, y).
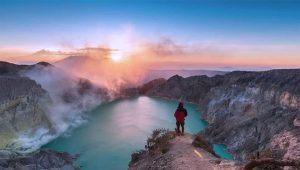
top-left (130, 128), bottom-right (175, 165)
top-left (145, 128), bottom-right (175, 156)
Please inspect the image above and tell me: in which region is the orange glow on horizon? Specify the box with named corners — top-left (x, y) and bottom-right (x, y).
top-left (0, 36), bottom-right (300, 70)
top-left (110, 51), bottom-right (126, 62)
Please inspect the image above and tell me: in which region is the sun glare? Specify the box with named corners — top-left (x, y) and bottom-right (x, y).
top-left (110, 51), bottom-right (124, 62)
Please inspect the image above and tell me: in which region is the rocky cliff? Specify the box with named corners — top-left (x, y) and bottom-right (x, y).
top-left (0, 62), bottom-right (54, 150)
top-left (137, 69), bottom-right (300, 162)
top-left (199, 70), bottom-right (300, 161)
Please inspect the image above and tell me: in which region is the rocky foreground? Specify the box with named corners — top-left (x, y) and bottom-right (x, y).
top-left (128, 130), bottom-right (300, 170)
top-left (126, 69), bottom-right (300, 169)
top-left (129, 130), bottom-right (241, 170)
top-left (0, 149), bottom-right (77, 170)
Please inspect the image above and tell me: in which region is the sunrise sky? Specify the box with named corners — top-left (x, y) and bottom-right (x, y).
top-left (0, 0), bottom-right (299, 70)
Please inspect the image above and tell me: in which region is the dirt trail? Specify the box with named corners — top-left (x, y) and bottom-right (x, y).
top-left (128, 133), bottom-right (241, 170)
top-left (167, 134), bottom-right (240, 170)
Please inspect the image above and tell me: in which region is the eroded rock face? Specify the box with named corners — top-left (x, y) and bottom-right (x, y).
top-left (138, 69), bottom-right (300, 161)
top-left (269, 129), bottom-right (300, 160)
top-left (200, 86), bottom-right (299, 160)
top-left (0, 76), bottom-right (53, 149)
top-left (199, 70), bottom-right (300, 160)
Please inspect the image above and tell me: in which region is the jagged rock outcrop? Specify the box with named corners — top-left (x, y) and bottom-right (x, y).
top-left (137, 69), bottom-right (300, 161)
top-left (0, 149), bottom-right (77, 170)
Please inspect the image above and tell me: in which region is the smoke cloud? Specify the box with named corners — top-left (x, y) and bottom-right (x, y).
top-left (16, 64), bottom-right (109, 151)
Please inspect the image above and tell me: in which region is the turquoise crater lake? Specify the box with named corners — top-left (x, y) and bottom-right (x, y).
top-left (44, 96), bottom-right (232, 169)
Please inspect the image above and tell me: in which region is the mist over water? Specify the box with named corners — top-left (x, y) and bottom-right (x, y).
top-left (13, 51), bottom-right (155, 151)
top-left (44, 97), bottom-right (232, 169)
top-left (15, 65), bottom-right (108, 151)
top-left (26, 66), bottom-right (102, 129)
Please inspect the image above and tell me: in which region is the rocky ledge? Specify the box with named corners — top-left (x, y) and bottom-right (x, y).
top-left (129, 129), bottom-right (241, 170)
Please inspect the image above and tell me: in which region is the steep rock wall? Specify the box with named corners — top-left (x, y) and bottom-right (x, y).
top-left (0, 76), bottom-right (53, 149)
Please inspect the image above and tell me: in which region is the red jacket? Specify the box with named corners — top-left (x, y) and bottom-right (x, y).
top-left (174, 108), bottom-right (187, 123)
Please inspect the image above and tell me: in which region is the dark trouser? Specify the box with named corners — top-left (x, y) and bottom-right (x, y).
top-left (176, 121), bottom-right (185, 133)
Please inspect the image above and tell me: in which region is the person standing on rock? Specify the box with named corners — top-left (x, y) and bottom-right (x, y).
top-left (174, 102), bottom-right (188, 135)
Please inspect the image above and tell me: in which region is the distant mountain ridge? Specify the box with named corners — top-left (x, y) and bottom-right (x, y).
top-left (143, 69), bottom-right (227, 83)
top-left (54, 55), bottom-right (227, 85)
top-left (0, 61), bottom-right (52, 75)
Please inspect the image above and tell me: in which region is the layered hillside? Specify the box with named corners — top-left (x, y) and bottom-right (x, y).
top-left (137, 69), bottom-right (300, 161)
top-left (0, 62), bottom-right (54, 149)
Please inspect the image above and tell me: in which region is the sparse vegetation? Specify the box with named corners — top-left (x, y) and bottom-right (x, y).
top-left (145, 128), bottom-right (174, 156)
top-left (129, 128), bottom-right (175, 166)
